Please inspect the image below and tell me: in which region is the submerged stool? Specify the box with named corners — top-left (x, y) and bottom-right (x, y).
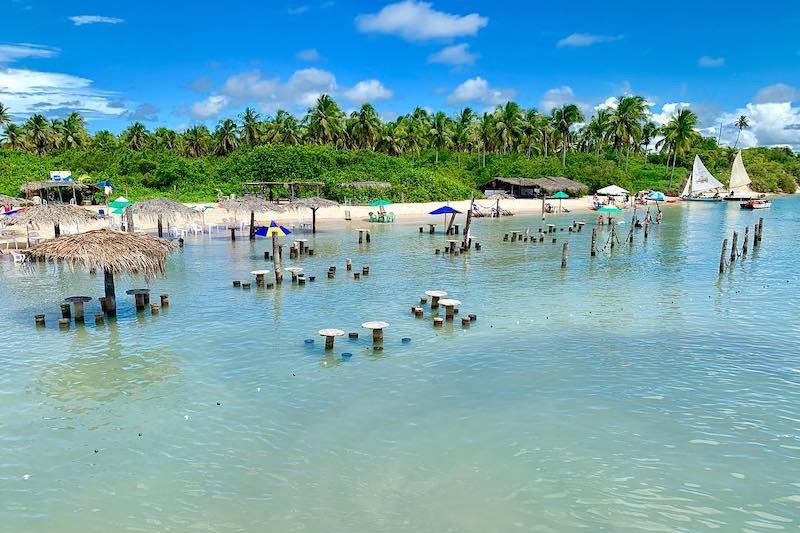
top-left (319, 329), bottom-right (345, 350)
top-left (126, 289), bottom-right (151, 311)
top-left (362, 321), bottom-right (389, 345)
top-left (437, 298), bottom-right (461, 321)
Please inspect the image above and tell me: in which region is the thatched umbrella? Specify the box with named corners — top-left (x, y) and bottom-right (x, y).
top-left (26, 229), bottom-right (176, 317)
top-left (7, 203), bottom-right (98, 238)
top-left (288, 197), bottom-right (339, 234)
top-left (1, 194), bottom-right (32, 207)
top-left (219, 195), bottom-right (283, 240)
top-left (131, 198), bottom-right (197, 238)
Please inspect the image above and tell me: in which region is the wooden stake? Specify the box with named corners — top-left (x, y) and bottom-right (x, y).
top-left (742, 226), bottom-right (749, 256)
top-left (719, 238), bottom-right (728, 274)
top-left (561, 241), bottom-right (569, 269)
top-left (591, 228), bottom-right (597, 257)
top-left (730, 231), bottom-right (738, 263)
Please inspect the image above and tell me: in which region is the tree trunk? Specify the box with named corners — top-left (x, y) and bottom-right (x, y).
top-left (312, 208), bottom-right (317, 234)
top-left (249, 211), bottom-right (255, 240)
top-left (562, 134), bottom-right (567, 167)
top-left (544, 132), bottom-right (548, 158)
top-left (272, 235), bottom-right (283, 284)
top-left (104, 268), bottom-right (117, 317)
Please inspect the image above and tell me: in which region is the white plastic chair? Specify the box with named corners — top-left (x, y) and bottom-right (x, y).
top-left (11, 250), bottom-right (25, 262)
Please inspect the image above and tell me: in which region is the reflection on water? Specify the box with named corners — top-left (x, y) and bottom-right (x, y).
top-left (1, 198), bottom-right (799, 533)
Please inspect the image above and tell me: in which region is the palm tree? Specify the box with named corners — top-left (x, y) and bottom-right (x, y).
top-left (452, 108), bottom-right (475, 160)
top-left (608, 95), bottom-right (647, 170)
top-left (550, 104), bottom-right (584, 166)
top-left (183, 126), bottom-right (210, 157)
top-left (265, 110), bottom-right (303, 146)
top-left (586, 109), bottom-right (612, 159)
top-left (215, 118), bottom-right (240, 155)
top-left (154, 127), bottom-right (178, 151)
top-left (521, 108), bottom-right (541, 157)
top-left (348, 103), bottom-right (382, 150)
top-left (24, 114), bottom-right (51, 154)
top-left (60, 112), bottom-right (87, 149)
top-left (378, 121), bottom-right (407, 156)
top-left (0, 103), bottom-right (11, 128)
top-left (305, 94), bottom-right (345, 146)
top-left (240, 107), bottom-right (261, 146)
top-left (641, 121), bottom-right (658, 162)
top-left (733, 115), bottom-right (749, 148)
top-left (93, 130), bottom-right (118, 150)
top-left (472, 112), bottom-right (495, 168)
top-left (428, 111), bottom-right (453, 163)
top-left (493, 101), bottom-right (524, 153)
top-left (1, 123), bottom-right (26, 150)
top-left (657, 109), bottom-right (700, 185)
top-left (123, 122), bottom-right (151, 150)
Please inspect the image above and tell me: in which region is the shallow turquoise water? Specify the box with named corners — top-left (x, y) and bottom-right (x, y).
top-left (2, 199), bottom-right (799, 532)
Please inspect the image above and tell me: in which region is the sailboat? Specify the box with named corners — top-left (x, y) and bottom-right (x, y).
top-left (681, 155), bottom-right (724, 202)
top-left (723, 150), bottom-right (755, 201)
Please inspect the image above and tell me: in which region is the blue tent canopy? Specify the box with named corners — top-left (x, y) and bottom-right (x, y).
top-left (97, 180), bottom-right (113, 187)
top-left (429, 206), bottom-right (461, 215)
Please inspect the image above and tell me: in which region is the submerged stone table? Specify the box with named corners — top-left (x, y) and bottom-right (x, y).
top-left (438, 298), bottom-right (461, 321)
top-left (64, 296), bottom-right (92, 322)
top-left (251, 269), bottom-right (270, 287)
top-left (425, 290), bottom-right (447, 309)
top-left (285, 267), bottom-right (303, 283)
top-left (362, 321), bottom-right (389, 345)
top-left (125, 288), bottom-right (151, 311)
top-left (319, 328), bottom-right (345, 350)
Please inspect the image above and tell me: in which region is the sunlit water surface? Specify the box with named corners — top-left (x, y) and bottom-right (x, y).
top-left (2, 198), bottom-right (799, 532)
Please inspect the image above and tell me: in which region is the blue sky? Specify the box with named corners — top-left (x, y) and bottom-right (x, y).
top-left (4, 0), bottom-right (800, 147)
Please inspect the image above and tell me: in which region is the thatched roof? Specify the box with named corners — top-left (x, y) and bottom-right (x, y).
top-left (26, 229), bottom-right (176, 279)
top-left (0, 194), bottom-right (32, 206)
top-left (288, 197), bottom-right (339, 210)
top-left (20, 181), bottom-right (94, 193)
top-left (219, 195), bottom-right (285, 213)
top-left (341, 181), bottom-right (392, 190)
top-left (131, 198), bottom-right (197, 222)
top-left (489, 176), bottom-right (587, 194)
top-left (6, 204), bottom-right (99, 226)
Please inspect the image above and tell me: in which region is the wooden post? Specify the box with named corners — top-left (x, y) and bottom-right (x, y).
top-left (312, 208), bottom-right (317, 234)
top-left (272, 235), bottom-right (283, 284)
top-left (230, 227), bottom-right (236, 241)
top-left (103, 268), bottom-right (116, 316)
top-left (60, 303), bottom-right (71, 319)
top-left (628, 215), bottom-right (635, 243)
top-left (54, 223), bottom-right (61, 238)
top-left (126, 207), bottom-right (134, 233)
top-left (358, 230), bottom-right (363, 244)
top-left (742, 226), bottom-right (749, 256)
top-left (157, 214), bottom-right (163, 238)
top-left (758, 217), bottom-right (764, 243)
top-left (461, 198), bottom-right (474, 250)
top-left (644, 220), bottom-right (649, 240)
top-left (35, 314), bottom-right (45, 327)
top-left (94, 313), bottom-right (104, 325)
top-left (561, 241), bottom-right (569, 269)
top-left (346, 258), bottom-right (352, 271)
top-left (365, 231), bottom-right (371, 243)
top-left (591, 228), bottom-right (597, 257)
top-left (73, 300), bottom-right (85, 322)
top-left (249, 211), bottom-right (256, 240)
top-left (730, 231), bottom-right (738, 263)
top-left (134, 293), bottom-right (145, 311)
top-left (719, 238), bottom-right (728, 274)
top-left (610, 222), bottom-right (616, 250)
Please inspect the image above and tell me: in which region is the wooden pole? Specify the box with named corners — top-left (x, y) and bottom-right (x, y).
top-left (561, 241), bottom-right (569, 268)
top-left (742, 226), bottom-right (749, 256)
top-left (157, 214), bottom-right (163, 238)
top-left (610, 221), bottom-right (616, 250)
top-left (461, 198), bottom-right (474, 249)
top-left (272, 235), bottom-right (283, 284)
top-left (446, 212), bottom-right (456, 235)
top-left (126, 206), bottom-right (134, 233)
top-left (54, 223), bottom-right (61, 238)
top-left (249, 211), bottom-right (256, 240)
top-left (758, 217), bottom-right (764, 243)
top-left (312, 208), bottom-right (317, 234)
top-left (644, 220), bottom-right (649, 240)
top-left (719, 238), bottom-right (728, 274)
top-left (103, 268), bottom-right (117, 317)
top-left (591, 227), bottom-right (597, 257)
top-left (730, 231), bottom-right (738, 263)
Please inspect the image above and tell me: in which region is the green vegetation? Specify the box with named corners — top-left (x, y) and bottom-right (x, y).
top-left (1, 96), bottom-right (798, 202)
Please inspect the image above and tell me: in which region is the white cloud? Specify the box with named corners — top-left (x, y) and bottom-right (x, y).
top-left (556, 33), bottom-right (622, 48)
top-left (191, 95), bottom-right (230, 119)
top-left (697, 55), bottom-right (725, 68)
top-left (69, 15), bottom-right (125, 26)
top-left (447, 77), bottom-right (515, 106)
top-left (356, 0), bottom-right (488, 41)
top-left (595, 96), bottom-right (618, 111)
top-left (649, 102), bottom-right (691, 125)
top-left (540, 86), bottom-right (575, 112)
top-left (343, 79), bottom-right (393, 104)
top-left (191, 68), bottom-right (338, 118)
top-left (716, 102), bottom-right (800, 148)
top-left (297, 48), bottom-right (321, 61)
top-left (0, 43), bottom-right (59, 63)
top-left (428, 43), bottom-right (478, 66)
top-left (754, 83), bottom-right (800, 103)
top-left (0, 67), bottom-right (125, 118)
top-left (287, 5), bottom-right (310, 15)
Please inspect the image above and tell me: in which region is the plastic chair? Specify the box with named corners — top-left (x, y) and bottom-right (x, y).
top-left (386, 212), bottom-right (395, 222)
top-left (11, 251), bottom-right (25, 262)
top-left (368, 212), bottom-right (377, 223)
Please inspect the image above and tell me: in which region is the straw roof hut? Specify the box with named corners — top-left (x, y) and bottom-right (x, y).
top-left (219, 195), bottom-right (284, 239)
top-left (0, 194), bottom-right (32, 207)
top-left (131, 198), bottom-right (197, 237)
top-left (26, 229), bottom-right (176, 317)
top-left (7, 203), bottom-right (99, 237)
top-left (288, 197), bottom-right (339, 233)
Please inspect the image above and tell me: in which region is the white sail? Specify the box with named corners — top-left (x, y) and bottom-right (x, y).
top-left (680, 176), bottom-right (691, 197)
top-left (729, 150), bottom-right (752, 193)
top-left (690, 155), bottom-right (723, 194)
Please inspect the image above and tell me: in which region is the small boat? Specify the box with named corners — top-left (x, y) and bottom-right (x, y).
top-left (681, 156), bottom-right (724, 202)
top-left (740, 199), bottom-right (771, 209)
top-left (723, 151), bottom-right (756, 201)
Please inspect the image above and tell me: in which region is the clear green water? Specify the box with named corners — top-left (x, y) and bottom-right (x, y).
top-left (2, 199), bottom-right (799, 533)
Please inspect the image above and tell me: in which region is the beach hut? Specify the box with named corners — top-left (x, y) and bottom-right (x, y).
top-left (131, 198), bottom-right (197, 238)
top-left (1, 194), bottom-right (32, 208)
top-left (288, 197), bottom-right (339, 234)
top-left (7, 203), bottom-right (98, 238)
top-left (20, 180), bottom-right (97, 205)
top-left (220, 195), bottom-right (284, 240)
top-left (25, 229), bottom-right (176, 317)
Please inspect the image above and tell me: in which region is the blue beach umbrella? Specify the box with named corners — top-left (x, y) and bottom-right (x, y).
top-left (255, 220), bottom-right (292, 237)
top-left (647, 191), bottom-right (666, 202)
top-left (429, 205), bottom-right (462, 232)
